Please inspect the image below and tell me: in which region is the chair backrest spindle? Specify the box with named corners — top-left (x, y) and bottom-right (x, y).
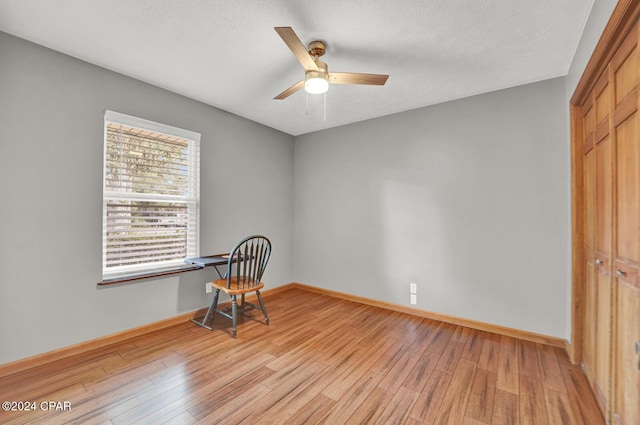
top-left (226, 235), bottom-right (271, 290)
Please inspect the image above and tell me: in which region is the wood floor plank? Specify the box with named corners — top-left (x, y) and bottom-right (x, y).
top-left (496, 336), bottom-right (519, 394)
top-left (191, 383), bottom-right (272, 424)
top-left (536, 344), bottom-right (567, 394)
top-left (0, 353), bottom-right (111, 401)
top-left (162, 411), bottom-right (197, 425)
top-left (220, 360), bottom-right (326, 425)
top-left (41, 361), bottom-right (204, 425)
top-left (478, 333), bottom-right (501, 373)
top-left (187, 365), bottom-right (275, 420)
top-left (424, 322), bottom-right (457, 354)
top-left (282, 393), bottom-right (335, 425)
top-left (316, 370), bottom-right (383, 424)
top-left (452, 325), bottom-right (471, 343)
top-left (369, 342), bottom-right (409, 375)
top-left (402, 350), bottom-right (440, 392)
top-left (263, 333), bottom-right (326, 373)
top-left (463, 418), bottom-right (489, 425)
top-left (432, 359), bottom-right (477, 425)
top-left (377, 350), bottom-right (420, 393)
top-left (436, 340), bottom-right (466, 373)
top-left (49, 378), bottom-right (157, 425)
top-left (518, 340), bottom-right (542, 379)
top-left (461, 329), bottom-right (486, 362)
top-left (544, 388), bottom-right (577, 425)
top-left (267, 361), bottom-right (352, 423)
top-left (404, 418), bottom-right (427, 425)
top-left (557, 359), bottom-right (604, 424)
top-left (405, 318), bottom-right (439, 354)
top-left (0, 382), bottom-right (88, 425)
top-left (0, 288), bottom-right (603, 425)
top-left (409, 369), bottom-right (453, 423)
top-left (317, 332), bottom-right (362, 367)
top-left (321, 338), bottom-right (396, 401)
top-left (465, 368), bottom-right (497, 424)
top-left (374, 386), bottom-right (419, 424)
top-left (344, 387), bottom-right (393, 425)
top-left (109, 372), bottom-right (214, 425)
top-left (519, 374), bottom-right (549, 425)
top-left (492, 389), bottom-right (520, 425)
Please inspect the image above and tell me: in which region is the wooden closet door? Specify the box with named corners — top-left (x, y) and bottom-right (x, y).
top-left (611, 23), bottom-right (640, 425)
top-left (594, 70), bottom-right (613, 415)
top-left (583, 98), bottom-right (597, 389)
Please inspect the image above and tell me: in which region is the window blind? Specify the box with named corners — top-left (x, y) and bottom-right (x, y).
top-left (103, 111), bottom-right (200, 280)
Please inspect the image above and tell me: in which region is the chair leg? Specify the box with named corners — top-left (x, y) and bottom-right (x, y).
top-left (211, 289), bottom-right (220, 322)
top-left (231, 295), bottom-right (238, 339)
top-left (256, 290), bottom-right (269, 324)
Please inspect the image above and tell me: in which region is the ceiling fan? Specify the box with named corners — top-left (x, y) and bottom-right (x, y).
top-left (273, 27), bottom-right (389, 100)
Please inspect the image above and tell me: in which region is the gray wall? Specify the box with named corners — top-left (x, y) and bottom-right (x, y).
top-left (294, 77), bottom-right (570, 339)
top-left (0, 32), bottom-right (295, 364)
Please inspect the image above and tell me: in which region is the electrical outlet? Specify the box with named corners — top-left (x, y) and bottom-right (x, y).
top-left (205, 282), bottom-right (212, 294)
top-left (410, 294), bottom-right (417, 305)
top-left (410, 283), bottom-right (417, 294)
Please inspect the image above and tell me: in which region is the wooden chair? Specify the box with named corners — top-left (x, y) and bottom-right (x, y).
top-left (202, 235), bottom-right (271, 338)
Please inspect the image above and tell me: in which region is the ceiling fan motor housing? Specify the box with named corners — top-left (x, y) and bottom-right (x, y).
top-left (306, 60), bottom-right (329, 81)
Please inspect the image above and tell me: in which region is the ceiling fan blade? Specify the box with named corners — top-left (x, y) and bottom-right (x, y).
top-left (275, 27), bottom-right (319, 71)
top-left (330, 72), bottom-right (389, 86)
top-left (274, 80), bottom-right (304, 100)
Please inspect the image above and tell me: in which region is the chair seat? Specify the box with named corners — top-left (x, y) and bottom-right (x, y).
top-left (211, 277), bottom-right (264, 295)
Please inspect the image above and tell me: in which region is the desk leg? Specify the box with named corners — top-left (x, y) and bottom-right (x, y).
top-left (213, 265), bottom-right (226, 280)
top-left (191, 288), bottom-right (220, 331)
top-left (190, 265), bottom-right (227, 331)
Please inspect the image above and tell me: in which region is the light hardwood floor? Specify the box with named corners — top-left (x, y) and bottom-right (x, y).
top-left (0, 287), bottom-right (603, 424)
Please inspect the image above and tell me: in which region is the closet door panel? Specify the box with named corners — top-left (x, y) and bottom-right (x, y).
top-left (613, 27), bottom-right (639, 106)
top-left (613, 111), bottom-right (640, 425)
top-left (612, 24), bottom-right (640, 424)
top-left (594, 133), bottom-right (612, 412)
top-left (583, 101), bottom-right (597, 386)
top-left (595, 135), bottom-right (612, 259)
top-left (615, 114), bottom-right (640, 265)
top-left (584, 101), bottom-right (596, 253)
top-left (595, 262), bottom-right (612, 411)
top-left (582, 142), bottom-right (600, 384)
top-left (594, 74), bottom-right (613, 414)
top-left (612, 273), bottom-right (639, 425)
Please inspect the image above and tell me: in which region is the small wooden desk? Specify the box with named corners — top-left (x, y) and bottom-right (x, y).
top-left (184, 254), bottom-right (231, 280)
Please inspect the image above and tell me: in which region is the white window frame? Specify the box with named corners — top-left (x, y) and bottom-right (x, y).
top-left (102, 110), bottom-right (200, 281)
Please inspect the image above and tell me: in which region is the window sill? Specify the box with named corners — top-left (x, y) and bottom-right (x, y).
top-left (98, 265), bottom-right (202, 286)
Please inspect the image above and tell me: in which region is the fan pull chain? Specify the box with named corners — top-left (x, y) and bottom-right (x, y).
top-left (304, 92), bottom-right (327, 121)
top-left (323, 93), bottom-right (327, 122)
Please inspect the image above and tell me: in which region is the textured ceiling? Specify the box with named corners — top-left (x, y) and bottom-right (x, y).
top-left (0, 0), bottom-right (594, 136)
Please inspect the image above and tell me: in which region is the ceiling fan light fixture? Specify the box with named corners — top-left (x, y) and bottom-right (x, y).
top-left (305, 75), bottom-right (329, 94)
top-left (304, 60), bottom-right (329, 94)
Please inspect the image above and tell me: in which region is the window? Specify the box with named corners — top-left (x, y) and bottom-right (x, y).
top-left (102, 111), bottom-right (200, 281)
